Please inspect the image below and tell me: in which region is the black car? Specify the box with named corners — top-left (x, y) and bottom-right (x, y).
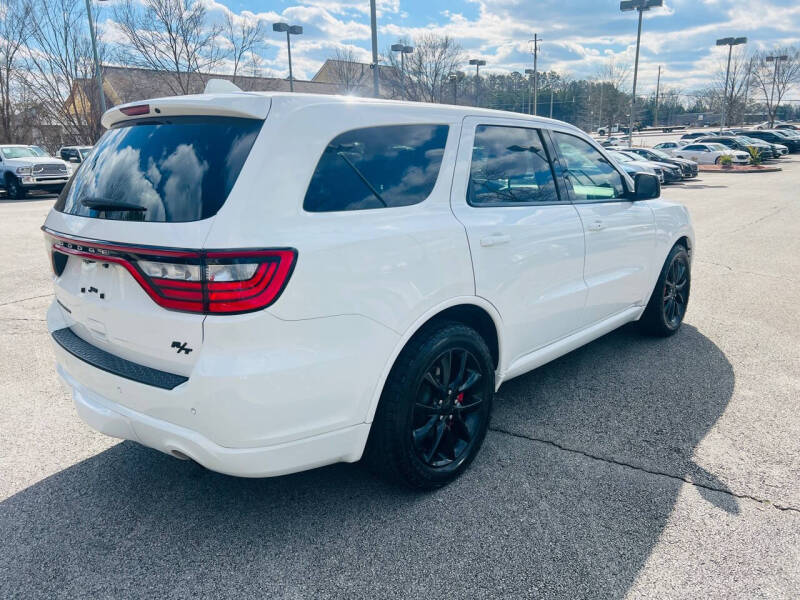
top-left (698, 136), bottom-right (774, 160)
top-left (744, 130), bottom-right (800, 153)
top-left (622, 147), bottom-right (699, 178)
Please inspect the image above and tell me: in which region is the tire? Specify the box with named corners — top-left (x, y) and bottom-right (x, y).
top-left (638, 244), bottom-right (691, 337)
top-left (364, 321), bottom-right (495, 489)
top-left (6, 175), bottom-right (26, 199)
top-left (714, 157), bottom-right (722, 165)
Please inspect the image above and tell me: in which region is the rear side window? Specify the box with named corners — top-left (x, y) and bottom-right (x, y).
top-left (303, 124), bottom-right (449, 212)
top-left (468, 125), bottom-right (559, 205)
top-left (55, 116), bottom-right (262, 222)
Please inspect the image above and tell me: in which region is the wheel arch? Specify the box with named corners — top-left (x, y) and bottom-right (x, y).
top-left (362, 297), bottom-right (503, 424)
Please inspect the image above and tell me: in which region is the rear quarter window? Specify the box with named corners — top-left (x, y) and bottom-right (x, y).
top-left (55, 116), bottom-right (262, 222)
top-left (303, 124), bottom-right (449, 212)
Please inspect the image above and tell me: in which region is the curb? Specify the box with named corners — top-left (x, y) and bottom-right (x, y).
top-left (698, 166), bottom-right (782, 174)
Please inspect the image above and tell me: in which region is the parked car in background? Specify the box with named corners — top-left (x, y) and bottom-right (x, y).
top-left (620, 147), bottom-right (698, 179)
top-left (755, 121), bottom-right (799, 131)
top-left (58, 146), bottom-right (93, 163)
top-left (653, 141), bottom-right (688, 155)
top-left (744, 130), bottom-right (800, 153)
top-left (738, 135), bottom-right (788, 157)
top-left (0, 144), bottom-right (70, 198)
top-left (680, 132), bottom-right (707, 141)
top-left (698, 135), bottom-right (774, 160)
top-left (43, 92), bottom-right (692, 489)
top-left (607, 150), bottom-right (664, 182)
top-left (674, 143), bottom-right (749, 165)
top-left (607, 149), bottom-right (683, 183)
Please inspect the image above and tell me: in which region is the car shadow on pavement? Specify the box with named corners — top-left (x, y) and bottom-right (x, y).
top-left (0, 324), bottom-right (734, 599)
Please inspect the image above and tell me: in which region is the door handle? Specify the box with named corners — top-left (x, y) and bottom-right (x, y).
top-left (480, 233), bottom-right (511, 247)
top-left (586, 220), bottom-right (605, 232)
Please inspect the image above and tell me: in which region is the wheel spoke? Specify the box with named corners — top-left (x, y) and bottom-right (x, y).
top-left (457, 395), bottom-right (483, 412)
top-left (423, 372), bottom-right (446, 396)
top-left (451, 415), bottom-right (472, 444)
top-left (440, 351), bottom-right (452, 387)
top-left (453, 350), bottom-right (468, 389)
top-left (458, 370), bottom-right (482, 392)
top-left (424, 420), bottom-right (446, 464)
top-left (413, 416), bottom-right (438, 445)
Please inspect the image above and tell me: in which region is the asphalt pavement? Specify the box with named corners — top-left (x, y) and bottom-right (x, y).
top-left (0, 162), bottom-right (798, 599)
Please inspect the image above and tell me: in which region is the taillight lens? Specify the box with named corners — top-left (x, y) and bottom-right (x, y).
top-left (45, 232), bottom-right (296, 315)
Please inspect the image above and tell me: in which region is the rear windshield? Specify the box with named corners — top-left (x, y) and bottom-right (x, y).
top-left (55, 116), bottom-right (262, 222)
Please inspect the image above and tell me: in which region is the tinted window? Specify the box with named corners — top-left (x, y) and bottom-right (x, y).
top-left (683, 144), bottom-right (706, 151)
top-left (468, 125), bottom-right (559, 205)
top-left (304, 124), bottom-right (448, 212)
top-left (55, 116), bottom-right (262, 222)
top-left (552, 132), bottom-right (626, 201)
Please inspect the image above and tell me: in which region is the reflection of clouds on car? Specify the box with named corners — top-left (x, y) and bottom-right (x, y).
top-left (160, 144), bottom-right (209, 221)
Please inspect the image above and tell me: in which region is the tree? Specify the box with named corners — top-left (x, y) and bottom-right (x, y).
top-left (222, 11), bottom-right (263, 85)
top-left (594, 58), bottom-right (632, 132)
top-left (749, 47), bottom-right (800, 127)
top-left (113, 0), bottom-right (222, 95)
top-left (329, 48), bottom-right (370, 94)
top-left (20, 0), bottom-right (104, 144)
top-left (385, 34), bottom-right (464, 103)
top-left (0, 0), bottom-right (32, 142)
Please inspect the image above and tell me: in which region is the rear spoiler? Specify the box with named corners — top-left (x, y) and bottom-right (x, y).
top-left (101, 91), bottom-right (270, 129)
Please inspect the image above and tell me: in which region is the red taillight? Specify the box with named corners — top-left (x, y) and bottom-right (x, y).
top-left (120, 104), bottom-right (150, 116)
top-left (45, 232), bottom-right (296, 315)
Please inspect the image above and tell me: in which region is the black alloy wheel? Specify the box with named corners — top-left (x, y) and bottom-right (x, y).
top-left (662, 254), bottom-right (689, 329)
top-left (411, 348), bottom-right (486, 469)
top-left (365, 322), bottom-right (494, 489)
top-left (639, 244), bottom-right (691, 337)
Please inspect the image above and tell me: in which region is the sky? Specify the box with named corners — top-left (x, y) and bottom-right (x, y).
top-left (97, 0), bottom-right (800, 96)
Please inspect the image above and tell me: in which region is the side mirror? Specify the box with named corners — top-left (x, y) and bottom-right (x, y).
top-left (629, 172), bottom-right (660, 200)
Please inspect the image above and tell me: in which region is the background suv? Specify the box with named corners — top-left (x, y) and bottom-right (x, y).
top-left (44, 92), bottom-right (693, 489)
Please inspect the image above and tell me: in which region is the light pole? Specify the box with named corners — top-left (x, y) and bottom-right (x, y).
top-left (85, 0), bottom-right (107, 115)
top-left (766, 54), bottom-right (789, 127)
top-left (528, 34), bottom-right (541, 115)
top-left (272, 22), bottom-right (303, 92)
top-left (449, 71), bottom-right (465, 105)
top-left (391, 44), bottom-right (414, 99)
top-left (369, 0), bottom-right (379, 97)
top-left (620, 0), bottom-right (663, 147)
top-left (717, 37), bottom-right (747, 133)
top-left (524, 68), bottom-right (534, 114)
top-left (469, 59), bottom-right (486, 106)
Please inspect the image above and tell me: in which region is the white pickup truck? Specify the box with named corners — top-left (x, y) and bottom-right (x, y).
top-left (0, 145), bottom-right (71, 199)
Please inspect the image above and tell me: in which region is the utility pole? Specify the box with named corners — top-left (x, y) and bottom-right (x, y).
top-left (369, 0), bottom-right (379, 97)
top-left (549, 88), bottom-right (554, 118)
top-left (529, 34), bottom-right (541, 115)
top-left (524, 68), bottom-right (534, 114)
top-left (653, 65), bottom-right (661, 127)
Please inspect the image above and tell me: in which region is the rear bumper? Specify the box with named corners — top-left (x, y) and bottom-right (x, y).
top-left (60, 365), bottom-right (370, 477)
top-left (47, 300), bottom-right (397, 477)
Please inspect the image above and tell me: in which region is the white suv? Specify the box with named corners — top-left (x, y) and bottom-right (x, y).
top-left (1, 145), bottom-right (71, 198)
top-left (44, 93), bottom-right (694, 488)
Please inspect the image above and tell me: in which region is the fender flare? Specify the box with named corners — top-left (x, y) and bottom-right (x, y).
top-left (361, 295), bottom-right (504, 423)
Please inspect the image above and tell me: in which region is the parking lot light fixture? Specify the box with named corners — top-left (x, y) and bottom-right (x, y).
top-left (766, 54), bottom-right (789, 127)
top-left (620, 0), bottom-right (663, 147)
top-left (273, 22), bottom-right (303, 92)
top-left (717, 37), bottom-right (747, 133)
top-left (469, 59), bottom-right (486, 106)
top-left (391, 44), bottom-right (414, 99)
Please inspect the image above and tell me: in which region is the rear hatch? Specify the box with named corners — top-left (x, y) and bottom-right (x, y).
top-left (44, 96), bottom-right (269, 376)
